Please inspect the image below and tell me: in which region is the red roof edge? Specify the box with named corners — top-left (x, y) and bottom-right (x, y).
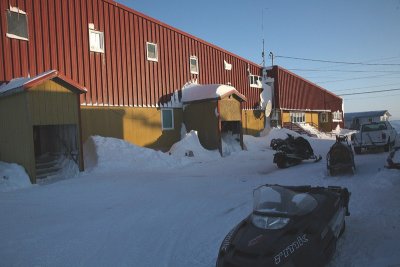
top-left (54, 73), bottom-right (87, 94)
top-left (219, 89), bottom-right (247, 102)
top-left (24, 70), bottom-right (87, 94)
top-left (23, 70), bottom-right (59, 89)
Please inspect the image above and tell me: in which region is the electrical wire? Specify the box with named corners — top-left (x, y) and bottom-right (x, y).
top-left (338, 88), bottom-right (400, 96)
top-left (315, 73), bottom-right (400, 84)
top-left (344, 93), bottom-right (400, 101)
top-left (287, 68), bottom-right (400, 73)
top-left (275, 55), bottom-right (400, 66)
top-left (332, 82), bottom-right (400, 92)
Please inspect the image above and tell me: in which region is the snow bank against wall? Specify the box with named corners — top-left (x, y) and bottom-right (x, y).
top-left (0, 162), bottom-right (32, 192)
top-left (83, 136), bottom-right (184, 172)
top-left (169, 130), bottom-right (220, 161)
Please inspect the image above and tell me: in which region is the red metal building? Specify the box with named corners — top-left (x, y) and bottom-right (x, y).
top-left (0, 0), bottom-right (262, 109)
top-left (266, 66), bottom-right (343, 131)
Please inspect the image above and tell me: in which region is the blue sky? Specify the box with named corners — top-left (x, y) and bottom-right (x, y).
top-left (119, 0), bottom-right (400, 119)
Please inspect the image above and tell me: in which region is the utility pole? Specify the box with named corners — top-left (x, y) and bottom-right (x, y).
top-left (269, 51), bottom-right (274, 66)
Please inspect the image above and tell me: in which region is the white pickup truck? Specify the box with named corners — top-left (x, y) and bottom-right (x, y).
top-left (351, 121), bottom-right (397, 154)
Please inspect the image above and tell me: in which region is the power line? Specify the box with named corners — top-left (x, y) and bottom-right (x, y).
top-left (288, 68), bottom-right (400, 73)
top-left (338, 88), bottom-right (400, 96)
top-left (315, 73), bottom-right (400, 84)
top-left (344, 93), bottom-right (400, 101)
top-left (332, 82), bottom-right (400, 92)
top-left (276, 55), bottom-right (400, 66)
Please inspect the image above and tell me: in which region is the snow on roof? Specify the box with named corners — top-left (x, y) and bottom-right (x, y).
top-left (0, 77), bottom-right (30, 95)
top-left (0, 70), bottom-right (87, 97)
top-left (181, 84), bottom-right (246, 103)
top-left (345, 110), bottom-right (390, 120)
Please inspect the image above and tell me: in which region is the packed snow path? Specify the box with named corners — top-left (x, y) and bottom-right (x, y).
top-left (0, 133), bottom-right (399, 267)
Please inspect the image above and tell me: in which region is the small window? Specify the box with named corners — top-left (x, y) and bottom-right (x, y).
top-left (161, 109), bottom-right (174, 130)
top-left (6, 8), bottom-right (28, 41)
top-left (320, 113), bottom-right (328, 123)
top-left (147, 42), bottom-right (158, 62)
top-left (249, 75), bottom-right (262, 88)
top-left (332, 111), bottom-right (342, 122)
top-left (89, 29), bottom-right (104, 53)
top-left (190, 56), bottom-right (198, 74)
top-left (290, 112), bottom-right (305, 123)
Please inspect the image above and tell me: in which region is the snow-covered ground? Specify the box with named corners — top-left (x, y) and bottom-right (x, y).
top-left (0, 124), bottom-right (400, 267)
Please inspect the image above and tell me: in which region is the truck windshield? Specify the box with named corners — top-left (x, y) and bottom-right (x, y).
top-left (361, 123), bottom-right (387, 132)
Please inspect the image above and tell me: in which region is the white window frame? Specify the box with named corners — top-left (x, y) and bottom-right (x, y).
top-left (332, 111), bottom-right (343, 122)
top-left (146, 42), bottom-right (158, 62)
top-left (89, 29), bottom-right (105, 53)
top-left (6, 7), bottom-right (29, 41)
top-left (249, 74), bottom-right (262, 88)
top-left (161, 109), bottom-right (174, 130)
top-left (190, 56), bottom-right (199, 74)
top-left (290, 112), bottom-right (305, 123)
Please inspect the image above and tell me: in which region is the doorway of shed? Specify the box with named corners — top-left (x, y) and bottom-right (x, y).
top-left (220, 121), bottom-right (242, 156)
top-left (33, 124), bottom-right (79, 180)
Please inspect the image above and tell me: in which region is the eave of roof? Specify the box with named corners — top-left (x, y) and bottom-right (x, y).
top-left (181, 84), bottom-right (247, 104)
top-left (0, 70), bottom-right (87, 98)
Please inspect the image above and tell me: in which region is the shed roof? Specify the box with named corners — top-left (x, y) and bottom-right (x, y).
top-left (0, 70), bottom-right (87, 98)
top-left (345, 110), bottom-right (390, 120)
top-left (182, 84), bottom-right (247, 103)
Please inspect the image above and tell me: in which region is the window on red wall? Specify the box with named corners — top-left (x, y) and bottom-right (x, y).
top-left (89, 29), bottom-right (104, 53)
top-left (190, 56), bottom-right (199, 74)
top-left (147, 42), bottom-right (158, 62)
top-left (6, 8), bottom-right (28, 41)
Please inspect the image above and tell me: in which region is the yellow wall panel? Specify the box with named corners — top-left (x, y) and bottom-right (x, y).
top-left (219, 98), bottom-right (241, 121)
top-left (242, 110), bottom-right (264, 136)
top-left (183, 101), bottom-right (219, 150)
top-left (81, 106), bottom-right (183, 151)
top-left (282, 112), bottom-right (291, 123)
top-left (0, 93), bottom-right (35, 182)
top-left (28, 80), bottom-right (79, 125)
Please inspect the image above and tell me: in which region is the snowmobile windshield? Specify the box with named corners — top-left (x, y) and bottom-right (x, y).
top-left (252, 185), bottom-right (318, 217)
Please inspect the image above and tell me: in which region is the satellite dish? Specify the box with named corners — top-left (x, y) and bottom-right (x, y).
top-left (265, 100), bottom-right (272, 117)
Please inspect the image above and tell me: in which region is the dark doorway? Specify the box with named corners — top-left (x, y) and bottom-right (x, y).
top-left (33, 124), bottom-right (79, 179)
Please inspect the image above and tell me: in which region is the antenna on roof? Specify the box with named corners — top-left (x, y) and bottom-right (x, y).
top-left (261, 8), bottom-right (268, 68)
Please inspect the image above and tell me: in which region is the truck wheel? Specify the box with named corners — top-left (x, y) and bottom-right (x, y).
top-left (354, 147), bottom-right (361, 154)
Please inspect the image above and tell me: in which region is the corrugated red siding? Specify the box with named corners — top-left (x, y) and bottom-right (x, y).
top-left (268, 66), bottom-right (342, 113)
top-left (0, 0), bottom-right (262, 110)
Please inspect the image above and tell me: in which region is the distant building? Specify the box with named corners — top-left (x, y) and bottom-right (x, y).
top-left (344, 110), bottom-right (391, 130)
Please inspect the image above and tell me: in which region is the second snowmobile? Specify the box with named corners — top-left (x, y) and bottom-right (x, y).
top-left (273, 134), bottom-right (322, 168)
top-left (327, 135), bottom-right (356, 175)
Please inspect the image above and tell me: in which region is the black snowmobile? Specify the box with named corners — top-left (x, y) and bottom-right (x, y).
top-left (326, 135), bottom-right (356, 175)
top-left (216, 184), bottom-right (351, 267)
top-left (273, 134), bottom-right (322, 168)
top-left (270, 138), bottom-right (286, 150)
top-left (386, 146), bottom-right (400, 169)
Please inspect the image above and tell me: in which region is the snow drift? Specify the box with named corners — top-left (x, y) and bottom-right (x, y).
top-left (0, 161), bottom-right (32, 192)
top-left (83, 135), bottom-right (183, 171)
